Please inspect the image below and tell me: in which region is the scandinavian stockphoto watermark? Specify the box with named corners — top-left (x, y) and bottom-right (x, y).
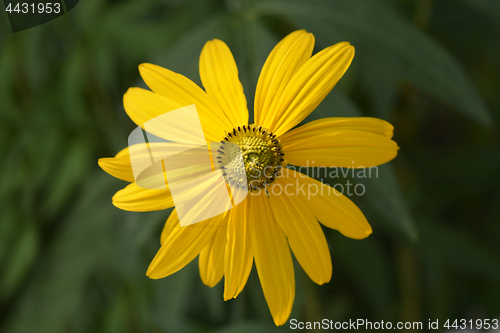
top-left (281, 162), bottom-right (378, 198)
top-left (289, 318), bottom-right (500, 330)
top-left (128, 105), bottom-right (248, 227)
top-left (290, 318), bottom-right (423, 330)
top-left (127, 106), bottom-right (379, 226)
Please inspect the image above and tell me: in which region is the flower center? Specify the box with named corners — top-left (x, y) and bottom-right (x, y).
top-left (217, 125), bottom-right (284, 191)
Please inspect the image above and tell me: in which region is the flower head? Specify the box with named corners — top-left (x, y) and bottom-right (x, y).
top-left (98, 30), bottom-right (398, 326)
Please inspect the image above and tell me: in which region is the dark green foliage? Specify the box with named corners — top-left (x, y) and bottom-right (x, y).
top-left (1, 0), bottom-right (499, 331)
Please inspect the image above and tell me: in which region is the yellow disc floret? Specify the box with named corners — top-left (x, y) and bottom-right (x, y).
top-left (216, 125), bottom-right (284, 191)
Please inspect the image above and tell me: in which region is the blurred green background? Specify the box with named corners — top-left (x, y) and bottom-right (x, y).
top-left (1, 0), bottom-right (500, 332)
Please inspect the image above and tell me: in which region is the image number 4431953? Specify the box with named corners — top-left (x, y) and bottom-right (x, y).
top-left (4, 0), bottom-right (79, 33)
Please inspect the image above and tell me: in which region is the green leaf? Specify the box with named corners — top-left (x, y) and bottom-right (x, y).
top-left (420, 218), bottom-right (500, 280)
top-left (3, 173), bottom-right (121, 333)
top-left (361, 164), bottom-right (418, 242)
top-left (332, 235), bottom-right (395, 318)
top-left (0, 221), bottom-right (38, 297)
top-left (42, 138), bottom-right (93, 217)
top-left (457, 0), bottom-right (500, 20)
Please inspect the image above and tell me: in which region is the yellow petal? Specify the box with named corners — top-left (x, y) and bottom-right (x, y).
top-left (280, 117), bottom-right (394, 142)
top-left (269, 42), bottom-right (355, 137)
top-left (112, 182), bottom-right (174, 212)
top-left (98, 147), bottom-right (134, 182)
top-left (249, 192), bottom-right (295, 326)
top-left (124, 87), bottom-right (224, 142)
top-left (138, 63), bottom-right (234, 140)
top-left (160, 209), bottom-right (178, 245)
top-left (282, 130), bottom-right (398, 168)
top-left (98, 142), bottom-right (199, 183)
top-left (147, 211), bottom-right (228, 279)
top-left (268, 183), bottom-right (332, 285)
top-left (103, 142), bottom-right (218, 200)
top-left (199, 218), bottom-right (227, 287)
top-left (284, 169), bottom-right (372, 239)
top-left (199, 39), bottom-right (248, 128)
top-left (224, 199), bottom-right (253, 300)
top-left (171, 171), bottom-right (233, 227)
top-left (255, 30), bottom-right (314, 129)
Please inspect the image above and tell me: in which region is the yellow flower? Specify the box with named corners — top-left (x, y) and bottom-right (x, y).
top-left (98, 30), bottom-right (398, 326)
